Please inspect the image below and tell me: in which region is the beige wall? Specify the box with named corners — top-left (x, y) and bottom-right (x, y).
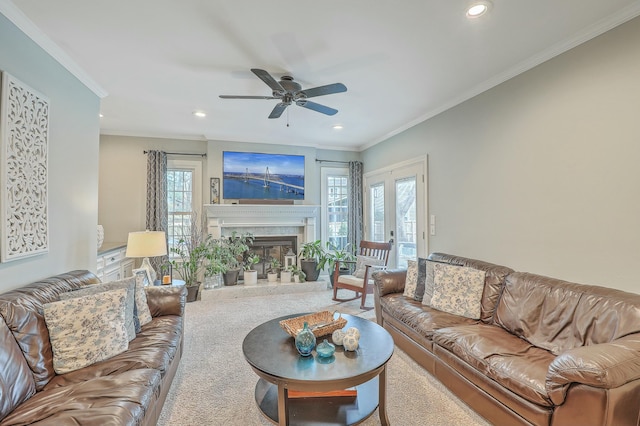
top-left (363, 17), bottom-right (640, 294)
top-left (99, 136), bottom-right (359, 243)
top-left (0, 13), bottom-right (101, 291)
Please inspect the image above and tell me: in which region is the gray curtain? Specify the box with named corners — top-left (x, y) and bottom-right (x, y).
top-left (145, 150), bottom-right (168, 276)
top-left (348, 161), bottom-right (363, 250)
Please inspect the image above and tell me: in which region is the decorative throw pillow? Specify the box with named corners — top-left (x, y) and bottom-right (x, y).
top-left (430, 263), bottom-right (486, 319)
top-left (133, 269), bottom-right (153, 326)
top-left (412, 257), bottom-right (428, 301)
top-left (354, 255), bottom-right (385, 279)
top-left (421, 260), bottom-right (437, 306)
top-left (403, 259), bottom-right (419, 298)
top-left (43, 288), bottom-right (129, 374)
top-left (59, 277), bottom-right (137, 341)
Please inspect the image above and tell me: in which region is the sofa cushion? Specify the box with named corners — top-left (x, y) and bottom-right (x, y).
top-left (59, 277), bottom-right (137, 341)
top-left (431, 263), bottom-right (486, 319)
top-left (402, 259), bottom-right (419, 298)
top-left (133, 269), bottom-right (153, 326)
top-left (43, 289), bottom-right (129, 374)
top-left (379, 293), bottom-right (476, 341)
top-left (0, 270), bottom-right (100, 391)
top-left (0, 317), bottom-right (36, 422)
top-left (0, 369), bottom-right (160, 426)
top-left (433, 324), bottom-right (555, 407)
top-left (494, 272), bottom-right (640, 355)
top-left (45, 315), bottom-right (183, 389)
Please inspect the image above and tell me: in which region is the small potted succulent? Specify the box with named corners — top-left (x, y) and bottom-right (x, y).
top-left (267, 257), bottom-right (281, 282)
top-left (243, 253), bottom-right (260, 285)
top-left (280, 265), bottom-right (293, 283)
top-left (290, 264), bottom-right (306, 283)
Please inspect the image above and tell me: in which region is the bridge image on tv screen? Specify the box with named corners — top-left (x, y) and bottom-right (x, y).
top-left (223, 151), bottom-right (305, 200)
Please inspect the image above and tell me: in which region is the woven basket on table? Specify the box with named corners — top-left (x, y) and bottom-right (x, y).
top-left (279, 311), bottom-right (347, 338)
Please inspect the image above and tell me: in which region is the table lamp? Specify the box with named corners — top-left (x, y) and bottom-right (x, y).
top-left (126, 230), bottom-right (167, 283)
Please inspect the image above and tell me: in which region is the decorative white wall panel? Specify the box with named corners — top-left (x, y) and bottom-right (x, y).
top-left (0, 72), bottom-right (49, 262)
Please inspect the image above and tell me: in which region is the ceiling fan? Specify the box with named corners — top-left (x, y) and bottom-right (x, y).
top-left (219, 69), bottom-right (347, 119)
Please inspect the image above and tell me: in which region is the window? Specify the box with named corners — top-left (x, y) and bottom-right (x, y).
top-left (167, 160), bottom-right (202, 255)
top-left (321, 167), bottom-right (349, 251)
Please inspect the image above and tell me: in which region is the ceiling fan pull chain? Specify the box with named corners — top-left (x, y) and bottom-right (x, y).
top-left (287, 107), bottom-right (290, 127)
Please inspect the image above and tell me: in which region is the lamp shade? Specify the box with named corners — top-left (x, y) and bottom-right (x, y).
top-left (125, 231), bottom-right (167, 258)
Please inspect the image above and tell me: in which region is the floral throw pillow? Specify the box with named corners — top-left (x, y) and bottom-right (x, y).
top-left (431, 263), bottom-right (486, 319)
top-left (59, 278), bottom-right (137, 341)
top-left (43, 288), bottom-right (129, 374)
top-left (403, 260), bottom-right (419, 298)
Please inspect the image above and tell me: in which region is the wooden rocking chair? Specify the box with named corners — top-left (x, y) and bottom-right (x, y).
top-left (331, 240), bottom-right (392, 310)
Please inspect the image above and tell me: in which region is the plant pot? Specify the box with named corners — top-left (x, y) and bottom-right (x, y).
top-left (244, 270), bottom-right (258, 285)
top-left (223, 269), bottom-right (240, 286)
top-left (300, 260), bottom-right (320, 282)
top-left (186, 285), bottom-right (199, 302)
top-left (294, 275), bottom-right (301, 283)
top-left (267, 272), bottom-right (278, 283)
top-left (280, 271), bottom-right (292, 283)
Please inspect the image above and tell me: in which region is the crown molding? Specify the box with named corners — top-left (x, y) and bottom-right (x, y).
top-left (0, 0), bottom-right (107, 98)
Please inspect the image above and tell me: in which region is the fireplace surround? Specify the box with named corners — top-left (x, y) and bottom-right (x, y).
top-left (204, 205), bottom-right (320, 273)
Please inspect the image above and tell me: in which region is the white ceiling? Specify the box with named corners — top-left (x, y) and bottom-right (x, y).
top-left (6, 0), bottom-right (640, 151)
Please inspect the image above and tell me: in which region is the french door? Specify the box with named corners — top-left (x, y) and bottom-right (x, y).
top-left (364, 157), bottom-right (427, 268)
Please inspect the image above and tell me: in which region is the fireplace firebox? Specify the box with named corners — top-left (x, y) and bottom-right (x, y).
top-left (246, 236), bottom-right (297, 278)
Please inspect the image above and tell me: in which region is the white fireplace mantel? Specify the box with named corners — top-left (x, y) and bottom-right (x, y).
top-left (204, 204), bottom-right (319, 243)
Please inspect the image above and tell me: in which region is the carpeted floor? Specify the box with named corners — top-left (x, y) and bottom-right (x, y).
top-left (157, 288), bottom-right (490, 426)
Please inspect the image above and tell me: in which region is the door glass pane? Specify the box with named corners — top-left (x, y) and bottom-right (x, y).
top-left (326, 175), bottom-right (348, 250)
top-left (395, 177), bottom-right (416, 268)
top-left (370, 183), bottom-right (385, 242)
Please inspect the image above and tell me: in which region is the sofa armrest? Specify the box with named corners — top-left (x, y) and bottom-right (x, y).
top-left (373, 269), bottom-right (407, 296)
top-left (144, 285), bottom-right (187, 317)
top-left (546, 333), bottom-right (640, 405)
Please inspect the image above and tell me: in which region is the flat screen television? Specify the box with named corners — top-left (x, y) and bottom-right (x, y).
top-left (222, 151), bottom-right (305, 200)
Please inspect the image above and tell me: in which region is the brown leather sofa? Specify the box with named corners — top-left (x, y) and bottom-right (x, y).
top-left (0, 270), bottom-right (185, 426)
top-left (374, 253), bottom-right (640, 426)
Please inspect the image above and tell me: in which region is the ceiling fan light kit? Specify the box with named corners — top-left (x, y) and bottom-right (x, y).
top-left (220, 69), bottom-right (347, 119)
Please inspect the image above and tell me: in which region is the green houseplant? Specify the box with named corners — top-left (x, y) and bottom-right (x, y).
top-left (298, 239), bottom-right (325, 281)
top-left (170, 213), bottom-right (211, 302)
top-left (267, 257), bottom-right (281, 282)
top-left (319, 242), bottom-right (357, 287)
top-left (243, 253), bottom-right (260, 285)
top-left (218, 231), bottom-right (254, 286)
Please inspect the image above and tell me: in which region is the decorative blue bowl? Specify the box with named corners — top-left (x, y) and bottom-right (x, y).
top-left (316, 339), bottom-right (336, 358)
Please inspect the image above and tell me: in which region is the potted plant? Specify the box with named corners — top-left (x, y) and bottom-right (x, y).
top-left (290, 264), bottom-right (306, 283)
top-left (170, 213), bottom-right (211, 302)
top-left (280, 265), bottom-right (293, 283)
top-left (319, 242), bottom-right (356, 288)
top-left (267, 257), bottom-right (281, 282)
top-left (243, 253), bottom-right (260, 285)
top-left (218, 231), bottom-right (254, 286)
top-left (298, 239), bottom-right (325, 282)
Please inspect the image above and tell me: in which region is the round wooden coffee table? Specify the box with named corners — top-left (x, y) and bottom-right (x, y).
top-left (242, 313), bottom-right (394, 426)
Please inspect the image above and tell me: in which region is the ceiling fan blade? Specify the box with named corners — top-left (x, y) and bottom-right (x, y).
top-left (219, 95), bottom-right (278, 99)
top-left (296, 100), bottom-right (338, 116)
top-left (299, 83), bottom-right (347, 98)
top-left (251, 69), bottom-right (285, 94)
top-left (269, 102), bottom-right (289, 119)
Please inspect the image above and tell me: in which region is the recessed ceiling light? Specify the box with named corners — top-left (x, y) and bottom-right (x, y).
top-left (193, 111), bottom-right (206, 118)
top-left (99, 113), bottom-right (104, 118)
top-left (332, 124), bottom-right (343, 130)
top-left (466, 1), bottom-right (491, 18)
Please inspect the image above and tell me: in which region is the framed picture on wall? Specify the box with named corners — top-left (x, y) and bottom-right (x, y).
top-left (210, 177), bottom-right (220, 204)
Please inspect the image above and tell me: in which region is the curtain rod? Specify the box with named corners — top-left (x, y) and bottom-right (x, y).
top-left (143, 151), bottom-right (206, 157)
top-left (315, 159), bottom-right (350, 164)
